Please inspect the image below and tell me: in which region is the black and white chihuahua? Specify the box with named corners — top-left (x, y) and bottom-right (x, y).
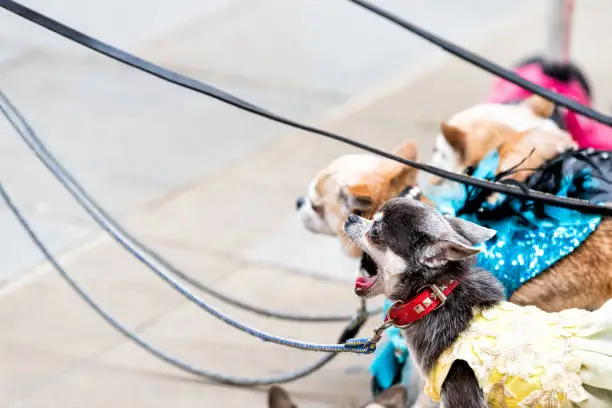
top-left (343, 196), bottom-right (612, 408)
top-left (343, 197), bottom-right (506, 408)
top-left (267, 384), bottom-right (408, 408)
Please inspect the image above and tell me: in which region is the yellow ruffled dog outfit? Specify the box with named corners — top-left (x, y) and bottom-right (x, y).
top-left (425, 300), bottom-right (612, 407)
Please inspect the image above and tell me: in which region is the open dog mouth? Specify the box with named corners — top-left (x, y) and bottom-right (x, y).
top-left (344, 215), bottom-right (379, 295)
top-left (355, 252), bottom-right (378, 295)
top-left (355, 274), bottom-right (378, 294)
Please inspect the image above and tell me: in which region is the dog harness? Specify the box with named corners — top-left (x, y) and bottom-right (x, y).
top-left (425, 300), bottom-right (612, 408)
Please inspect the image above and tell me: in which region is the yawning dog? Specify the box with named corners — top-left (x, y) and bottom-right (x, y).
top-left (343, 198), bottom-right (612, 408)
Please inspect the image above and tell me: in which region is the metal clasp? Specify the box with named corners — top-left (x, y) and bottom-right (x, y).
top-left (370, 320), bottom-right (394, 344)
top-left (417, 283), bottom-right (448, 311)
top-left (428, 284), bottom-right (448, 308)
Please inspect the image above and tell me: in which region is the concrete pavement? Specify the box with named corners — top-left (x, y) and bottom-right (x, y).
top-left (2, 0), bottom-right (612, 406)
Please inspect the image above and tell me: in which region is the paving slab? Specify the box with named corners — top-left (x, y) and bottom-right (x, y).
top-left (0, 239), bottom-right (247, 406)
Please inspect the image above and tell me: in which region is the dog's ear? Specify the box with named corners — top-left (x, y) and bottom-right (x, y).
top-left (440, 122), bottom-right (466, 154)
top-left (420, 215), bottom-right (495, 267)
top-left (521, 95), bottom-right (555, 118)
top-left (268, 386), bottom-right (297, 408)
top-left (419, 239), bottom-right (481, 268)
top-left (364, 385), bottom-right (408, 408)
top-left (393, 140), bottom-right (418, 161)
top-left (378, 141), bottom-right (419, 185)
top-left (444, 214), bottom-right (497, 246)
top-left (344, 183), bottom-right (377, 215)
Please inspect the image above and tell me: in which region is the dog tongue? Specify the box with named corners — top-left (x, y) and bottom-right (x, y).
top-left (355, 275), bottom-right (376, 289)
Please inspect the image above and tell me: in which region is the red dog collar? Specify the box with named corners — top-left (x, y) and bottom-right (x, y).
top-left (384, 280), bottom-right (459, 327)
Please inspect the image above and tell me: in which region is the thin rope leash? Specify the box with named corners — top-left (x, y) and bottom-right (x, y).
top-left (1, 0), bottom-right (610, 215)
top-left (0, 182), bottom-right (374, 384)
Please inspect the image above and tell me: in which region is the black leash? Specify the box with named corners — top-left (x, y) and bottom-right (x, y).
top-left (1, 0), bottom-right (611, 215)
top-left (348, 0), bottom-right (612, 127)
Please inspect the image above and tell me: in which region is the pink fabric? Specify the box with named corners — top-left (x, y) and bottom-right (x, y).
top-left (486, 63), bottom-right (612, 150)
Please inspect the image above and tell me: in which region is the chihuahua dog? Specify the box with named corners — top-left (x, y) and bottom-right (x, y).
top-left (344, 198), bottom-right (612, 408)
top-left (267, 384), bottom-right (407, 408)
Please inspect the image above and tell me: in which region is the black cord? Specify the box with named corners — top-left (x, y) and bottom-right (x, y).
top-left (348, 0), bottom-right (612, 127)
top-left (1, 0), bottom-right (611, 215)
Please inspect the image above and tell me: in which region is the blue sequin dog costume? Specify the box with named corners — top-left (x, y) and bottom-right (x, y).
top-left (369, 148), bottom-right (612, 393)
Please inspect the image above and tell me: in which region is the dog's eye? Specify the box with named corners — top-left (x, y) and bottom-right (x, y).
top-left (311, 203), bottom-right (325, 217)
top-left (369, 224), bottom-right (382, 242)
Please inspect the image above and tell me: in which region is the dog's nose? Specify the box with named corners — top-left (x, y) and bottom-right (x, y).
top-left (347, 214), bottom-right (360, 224)
top-left (296, 196), bottom-right (305, 210)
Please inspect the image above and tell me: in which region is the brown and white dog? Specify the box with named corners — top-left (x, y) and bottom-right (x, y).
top-left (267, 384), bottom-right (407, 408)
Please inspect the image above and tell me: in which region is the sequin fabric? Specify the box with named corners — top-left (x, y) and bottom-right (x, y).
top-left (474, 216), bottom-right (600, 295)
top-left (425, 300), bottom-right (612, 408)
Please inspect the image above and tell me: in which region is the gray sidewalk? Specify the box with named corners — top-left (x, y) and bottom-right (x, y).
top-left (2, 1), bottom-right (612, 407)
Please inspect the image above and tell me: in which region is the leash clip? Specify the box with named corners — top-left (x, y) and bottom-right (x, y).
top-left (371, 319), bottom-right (394, 344)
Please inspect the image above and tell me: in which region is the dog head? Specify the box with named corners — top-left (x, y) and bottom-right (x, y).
top-left (296, 141), bottom-right (419, 257)
top-left (267, 385), bottom-right (407, 408)
top-left (421, 95), bottom-right (576, 194)
top-left (343, 198), bottom-right (495, 300)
